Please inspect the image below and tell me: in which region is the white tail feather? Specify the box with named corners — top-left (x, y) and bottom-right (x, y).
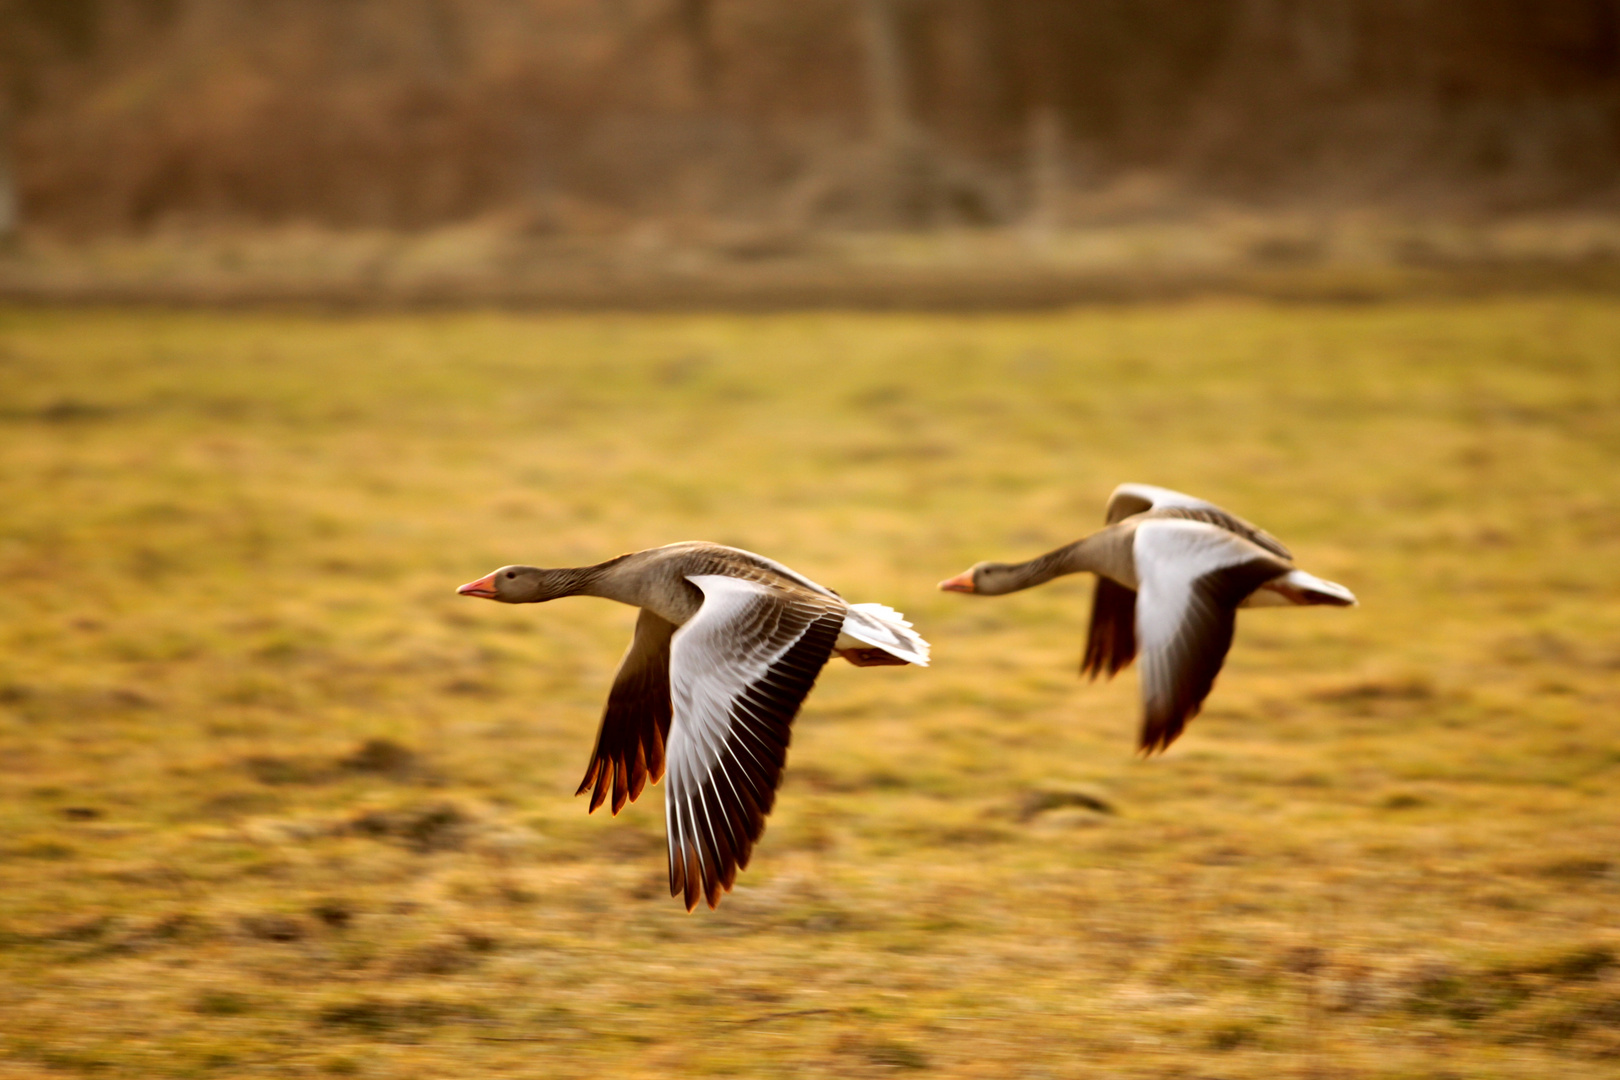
top-left (1274, 569), bottom-right (1357, 607)
top-left (839, 602), bottom-right (931, 666)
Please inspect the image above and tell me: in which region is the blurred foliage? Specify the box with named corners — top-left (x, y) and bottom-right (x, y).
top-left (3, 1), bottom-right (1620, 231)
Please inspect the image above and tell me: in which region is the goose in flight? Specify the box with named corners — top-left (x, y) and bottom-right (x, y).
top-left (458, 542), bottom-right (928, 910)
top-left (939, 484), bottom-right (1354, 753)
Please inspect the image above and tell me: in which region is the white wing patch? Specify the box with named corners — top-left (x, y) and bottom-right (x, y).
top-left (669, 576), bottom-right (785, 752)
top-left (664, 574), bottom-right (842, 909)
top-left (1132, 519), bottom-right (1285, 749)
top-left (1134, 522), bottom-right (1251, 706)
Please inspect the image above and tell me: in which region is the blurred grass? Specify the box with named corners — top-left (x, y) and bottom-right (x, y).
top-left (0, 299), bottom-right (1618, 1078)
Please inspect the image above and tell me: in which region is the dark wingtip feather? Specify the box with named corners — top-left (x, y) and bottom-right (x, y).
top-left (1137, 701), bottom-right (1194, 755)
top-left (577, 760), bottom-right (613, 814)
top-left (574, 761), bottom-right (598, 799)
top-left (611, 763), bottom-right (629, 815)
top-left (1082, 577), bottom-right (1138, 682)
top-left (626, 745), bottom-right (649, 803)
top-left (581, 606), bottom-right (675, 818)
top-left (682, 845), bottom-right (702, 912)
top-left (668, 836), bottom-right (685, 903)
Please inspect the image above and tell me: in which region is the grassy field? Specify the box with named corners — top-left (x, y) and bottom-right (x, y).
top-left (1, 299), bottom-right (1617, 1078)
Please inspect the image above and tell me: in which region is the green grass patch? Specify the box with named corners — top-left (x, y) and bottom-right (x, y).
top-left (1, 300), bottom-right (1618, 1078)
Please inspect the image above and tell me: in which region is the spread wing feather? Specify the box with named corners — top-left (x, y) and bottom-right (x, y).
top-left (665, 575), bottom-right (843, 911)
top-left (1080, 576), bottom-right (1138, 679)
top-left (1133, 520), bottom-right (1289, 753)
top-left (575, 608), bottom-right (676, 815)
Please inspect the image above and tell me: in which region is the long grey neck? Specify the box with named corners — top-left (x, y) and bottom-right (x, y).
top-left (544, 554), bottom-right (637, 603)
top-left (563, 551), bottom-right (700, 623)
top-left (997, 528), bottom-right (1133, 593)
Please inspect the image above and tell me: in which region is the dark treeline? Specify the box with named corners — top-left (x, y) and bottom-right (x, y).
top-left (4, 0), bottom-right (1620, 234)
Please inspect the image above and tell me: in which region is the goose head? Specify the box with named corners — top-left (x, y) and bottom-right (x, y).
top-left (457, 565), bottom-right (569, 603)
top-left (938, 561), bottom-right (1022, 596)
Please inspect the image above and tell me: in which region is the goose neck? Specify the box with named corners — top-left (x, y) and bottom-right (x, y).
top-left (992, 531), bottom-right (1112, 592)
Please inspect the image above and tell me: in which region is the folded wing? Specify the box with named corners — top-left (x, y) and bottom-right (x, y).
top-left (665, 575), bottom-right (844, 911)
top-left (1133, 520), bottom-right (1290, 753)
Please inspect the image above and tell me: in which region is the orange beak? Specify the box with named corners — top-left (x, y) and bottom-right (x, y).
top-left (938, 570), bottom-right (976, 593)
top-left (457, 572), bottom-right (499, 599)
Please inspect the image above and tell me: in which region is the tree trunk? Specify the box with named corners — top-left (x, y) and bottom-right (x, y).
top-left (676, 0), bottom-right (718, 103)
top-left (862, 0), bottom-right (915, 143)
top-left (0, 109), bottom-right (16, 242)
top-left (1024, 105), bottom-right (1065, 237)
top-left (1295, 0), bottom-right (1357, 88)
top-left (860, 0), bottom-right (929, 225)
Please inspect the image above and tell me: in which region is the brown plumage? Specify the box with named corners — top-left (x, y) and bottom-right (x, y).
top-left (458, 542), bottom-right (929, 910)
top-left (1080, 576), bottom-right (1137, 680)
top-left (575, 608), bottom-right (675, 815)
top-left (941, 484), bottom-right (1355, 753)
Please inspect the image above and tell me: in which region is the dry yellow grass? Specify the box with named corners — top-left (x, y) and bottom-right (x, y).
top-left (0, 299), bottom-right (1617, 1078)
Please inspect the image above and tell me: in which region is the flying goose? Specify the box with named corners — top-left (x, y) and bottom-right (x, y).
top-left (457, 542), bottom-right (929, 910)
top-left (939, 484), bottom-right (1354, 753)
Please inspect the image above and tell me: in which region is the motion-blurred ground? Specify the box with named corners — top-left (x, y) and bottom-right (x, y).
top-left (1, 299), bottom-right (1617, 1078)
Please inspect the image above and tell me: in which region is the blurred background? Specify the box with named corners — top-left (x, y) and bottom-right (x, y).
top-left (4, 5), bottom-right (1620, 1078)
top-left (7, 0), bottom-right (1620, 301)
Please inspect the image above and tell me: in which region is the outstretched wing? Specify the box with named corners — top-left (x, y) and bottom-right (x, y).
top-left (575, 608), bottom-right (676, 815)
top-left (1080, 576), bottom-right (1138, 680)
top-left (1105, 483), bottom-right (1291, 560)
top-left (665, 575), bottom-right (843, 911)
top-left (1133, 519), bottom-right (1288, 753)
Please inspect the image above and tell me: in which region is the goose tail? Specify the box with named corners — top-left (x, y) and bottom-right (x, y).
top-left (837, 603), bottom-right (931, 666)
top-left (1267, 569), bottom-right (1357, 607)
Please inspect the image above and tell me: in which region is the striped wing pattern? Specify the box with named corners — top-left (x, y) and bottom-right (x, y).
top-left (665, 575), bottom-right (844, 911)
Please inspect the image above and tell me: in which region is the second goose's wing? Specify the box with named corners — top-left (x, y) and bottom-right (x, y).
top-left (665, 575), bottom-right (844, 911)
top-left (1106, 483), bottom-right (1291, 560)
top-left (1133, 519), bottom-right (1290, 753)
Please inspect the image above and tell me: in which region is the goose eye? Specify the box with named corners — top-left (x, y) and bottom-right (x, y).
top-left (505, 571), bottom-right (516, 579)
